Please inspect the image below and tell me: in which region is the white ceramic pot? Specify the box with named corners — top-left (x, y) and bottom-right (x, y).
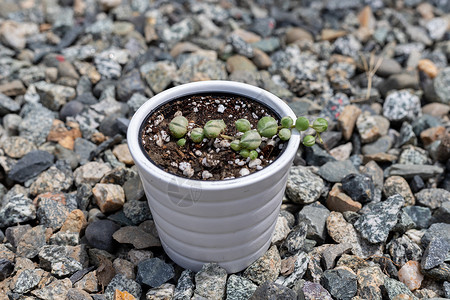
top-left (127, 81), bottom-right (300, 273)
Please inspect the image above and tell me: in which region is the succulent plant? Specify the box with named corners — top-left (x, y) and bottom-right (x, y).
top-left (177, 138), bottom-right (186, 147)
top-left (281, 116), bottom-right (293, 129)
top-left (169, 116), bottom-right (188, 138)
top-left (204, 119), bottom-right (226, 138)
top-left (303, 135), bottom-right (315, 147)
top-left (312, 118), bottom-right (328, 133)
top-left (240, 130), bottom-right (262, 150)
top-left (249, 150), bottom-right (258, 160)
top-left (235, 119), bottom-right (251, 132)
top-left (190, 128), bottom-right (204, 143)
top-left (278, 128), bottom-right (291, 141)
top-left (239, 149), bottom-right (250, 158)
top-left (295, 116), bottom-right (309, 132)
top-left (257, 116), bottom-right (278, 138)
top-left (230, 140), bottom-right (241, 151)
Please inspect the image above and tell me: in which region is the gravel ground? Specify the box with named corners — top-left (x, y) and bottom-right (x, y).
top-left (0, 0), bottom-right (449, 299)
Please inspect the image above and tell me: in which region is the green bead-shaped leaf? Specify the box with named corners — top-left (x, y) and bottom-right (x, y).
top-left (312, 118), bottom-right (328, 133)
top-left (278, 128), bottom-right (291, 141)
top-left (303, 135), bottom-right (315, 147)
top-left (281, 116), bottom-right (293, 128)
top-left (169, 116), bottom-right (188, 138)
top-left (240, 130), bottom-right (262, 150)
top-left (177, 138), bottom-right (186, 147)
top-left (190, 128), bottom-right (204, 143)
top-left (295, 117), bottom-right (309, 132)
top-left (230, 140), bottom-right (241, 151)
top-left (257, 116), bottom-right (278, 138)
top-left (235, 119), bottom-right (251, 132)
top-left (204, 119), bottom-right (226, 138)
top-left (249, 150), bottom-right (258, 160)
top-left (240, 149), bottom-right (250, 158)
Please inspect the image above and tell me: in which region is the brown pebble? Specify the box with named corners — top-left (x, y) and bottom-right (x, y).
top-left (420, 126), bottom-right (446, 146)
top-left (418, 59), bottom-right (439, 79)
top-left (338, 105), bottom-right (362, 140)
top-left (326, 183), bottom-right (362, 213)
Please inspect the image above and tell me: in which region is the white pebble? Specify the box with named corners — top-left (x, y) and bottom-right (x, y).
top-left (161, 130), bottom-right (170, 142)
top-left (193, 107), bottom-right (198, 112)
top-left (202, 171), bottom-right (213, 179)
top-left (239, 168), bottom-right (250, 176)
top-left (256, 166), bottom-right (263, 170)
top-left (179, 162), bottom-right (194, 178)
top-left (195, 150), bottom-right (202, 156)
top-left (248, 159), bottom-right (262, 169)
top-left (217, 104), bottom-right (225, 113)
top-left (252, 112), bottom-right (258, 119)
top-left (174, 111), bottom-right (182, 117)
top-left (155, 134), bottom-right (163, 147)
top-left (220, 140), bottom-right (230, 148)
top-left (154, 114), bottom-right (164, 126)
top-left (170, 162), bottom-right (178, 168)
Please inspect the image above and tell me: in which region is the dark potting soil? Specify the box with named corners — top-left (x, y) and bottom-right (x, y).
top-left (140, 93), bottom-right (287, 180)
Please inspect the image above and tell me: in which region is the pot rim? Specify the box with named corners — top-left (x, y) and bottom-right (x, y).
top-left (127, 80), bottom-right (300, 190)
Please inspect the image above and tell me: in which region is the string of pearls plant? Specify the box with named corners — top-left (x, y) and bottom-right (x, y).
top-left (169, 115), bottom-right (328, 160)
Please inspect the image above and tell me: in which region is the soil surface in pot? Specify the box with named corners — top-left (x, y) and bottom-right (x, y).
top-left (140, 93), bottom-right (287, 180)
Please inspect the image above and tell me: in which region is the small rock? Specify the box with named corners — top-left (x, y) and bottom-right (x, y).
top-left (330, 142), bottom-right (352, 161)
top-left (301, 281), bottom-right (332, 300)
top-left (60, 101), bottom-right (85, 121)
top-left (286, 166), bottom-right (324, 204)
top-left (5, 224), bottom-right (31, 248)
top-left (0, 194), bottom-right (36, 227)
top-left (356, 266), bottom-right (385, 299)
top-left (136, 258), bottom-right (174, 288)
top-left (35, 81), bottom-right (76, 111)
top-left (420, 126), bottom-right (446, 146)
top-left (356, 114), bottom-right (390, 143)
top-left (422, 103), bottom-right (450, 118)
top-left (146, 283), bottom-right (175, 300)
top-left (321, 243), bottom-right (352, 270)
top-left (74, 271), bottom-right (99, 293)
top-left (85, 220), bottom-right (120, 252)
top-left (12, 268), bottom-right (45, 293)
top-left (421, 223), bottom-right (450, 248)
top-left (341, 173), bottom-right (374, 204)
top-left (379, 73), bottom-right (419, 97)
top-left (389, 164), bottom-right (444, 179)
top-left (60, 209), bottom-right (87, 234)
top-left (173, 269), bottom-right (194, 300)
top-left (104, 274), bottom-right (142, 300)
top-left (384, 277), bottom-right (416, 300)
top-left (194, 263), bottom-right (227, 299)
top-left (421, 238), bottom-right (450, 270)
top-left (74, 162), bottom-right (112, 186)
top-left (318, 160), bottom-right (358, 183)
top-left (415, 188), bottom-right (450, 209)
top-left (226, 275), bottom-right (257, 300)
top-left (297, 202), bottom-right (330, 242)
top-left (433, 202), bottom-right (450, 224)
top-left (244, 245), bottom-right (281, 285)
top-left (93, 183), bottom-right (125, 214)
top-left (403, 206), bottom-right (431, 229)
top-left (112, 144), bottom-right (133, 165)
top-left (383, 90), bottom-right (421, 122)
top-left (354, 194), bottom-right (405, 244)
top-left (272, 215), bottom-right (291, 244)
top-left (362, 135), bottom-right (393, 155)
top-left (249, 281), bottom-right (297, 300)
top-left (67, 288), bottom-right (93, 300)
top-left (113, 226), bottom-right (160, 249)
top-left (383, 176), bottom-right (415, 206)
top-left (226, 55), bottom-right (257, 73)
top-left (285, 27), bottom-right (313, 44)
top-left (252, 48), bottom-right (272, 69)
top-left (321, 268), bottom-right (357, 300)
top-left (283, 223), bottom-right (308, 254)
top-left (338, 105), bottom-right (361, 140)
top-left (16, 225), bottom-right (46, 258)
top-left (38, 245), bottom-right (84, 277)
top-left (127, 93), bottom-right (148, 115)
top-left (30, 166), bottom-right (73, 195)
top-left (432, 67), bottom-right (450, 105)
top-left (8, 150), bottom-right (54, 183)
top-left (398, 261), bottom-right (423, 291)
top-left (113, 258), bottom-right (135, 280)
top-left (36, 195), bottom-right (70, 230)
top-left (116, 69), bottom-right (145, 102)
top-left (0, 259), bottom-right (14, 281)
top-left (326, 183), bottom-right (362, 213)
top-left (275, 252), bottom-right (309, 288)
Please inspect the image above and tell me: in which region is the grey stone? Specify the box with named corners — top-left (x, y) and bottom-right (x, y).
top-left (74, 138), bottom-right (97, 166)
top-left (321, 243), bottom-right (353, 270)
top-left (286, 166), bottom-right (324, 204)
top-left (304, 144), bottom-right (336, 166)
top-left (399, 122), bottom-right (417, 146)
top-left (104, 274), bottom-right (142, 300)
top-left (297, 202), bottom-right (330, 242)
top-left (3, 113), bottom-right (22, 136)
top-left (415, 188), bottom-right (450, 210)
top-left (226, 275), bottom-right (257, 300)
top-left (333, 35), bottom-right (361, 58)
top-left (378, 73), bottom-right (420, 97)
top-left (35, 81), bottom-right (76, 111)
top-left (13, 268), bottom-right (45, 293)
top-left (94, 57), bottom-right (121, 80)
top-left (421, 262), bottom-right (450, 282)
top-left (5, 224), bottom-right (31, 248)
top-left (140, 61), bottom-right (176, 94)
top-left (275, 252), bottom-right (309, 288)
top-left (67, 288), bottom-right (93, 300)
top-left (249, 281), bottom-right (297, 300)
top-left (127, 93), bottom-right (148, 115)
top-left (398, 146), bottom-right (428, 165)
top-left (411, 114), bottom-right (442, 136)
top-left (383, 90), bottom-right (421, 122)
top-left (8, 150), bottom-right (54, 182)
top-left (362, 135), bottom-right (393, 155)
top-left (383, 277), bottom-right (416, 300)
top-left (283, 222), bottom-right (308, 254)
top-left (433, 67), bottom-right (450, 104)
top-left (422, 223), bottom-right (450, 248)
top-left (392, 210), bottom-right (415, 234)
top-left (244, 245), bottom-right (281, 285)
top-left (85, 220), bottom-right (120, 252)
top-left (421, 238), bottom-right (450, 270)
top-left (387, 235), bottom-right (422, 266)
top-left (0, 92), bottom-right (20, 116)
top-left (389, 164), bottom-right (444, 179)
top-left (16, 225), bottom-right (46, 259)
top-left (228, 34), bottom-right (254, 58)
top-left (403, 206), bottom-right (431, 229)
top-left (321, 268), bottom-right (357, 300)
top-left (38, 245), bottom-right (83, 277)
top-left (0, 258), bottom-right (14, 281)
top-left (444, 281), bottom-right (450, 298)
top-left (145, 284), bottom-right (175, 300)
top-left (318, 160), bottom-right (358, 183)
top-left (73, 161), bottom-right (112, 186)
top-left (0, 194), bottom-right (35, 227)
top-left (123, 200), bottom-right (151, 225)
top-left (60, 101), bottom-right (85, 121)
top-left (37, 197), bottom-right (70, 230)
top-left (123, 175), bottom-right (145, 202)
top-left (116, 69), bottom-right (145, 102)
top-left (354, 194), bottom-right (405, 244)
top-left (173, 269), bottom-right (195, 300)
top-left (300, 281), bottom-right (332, 300)
top-left (341, 173), bottom-right (374, 204)
top-left (433, 202), bottom-right (450, 224)
top-left (194, 263), bottom-right (227, 300)
top-left (136, 258), bottom-right (174, 288)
